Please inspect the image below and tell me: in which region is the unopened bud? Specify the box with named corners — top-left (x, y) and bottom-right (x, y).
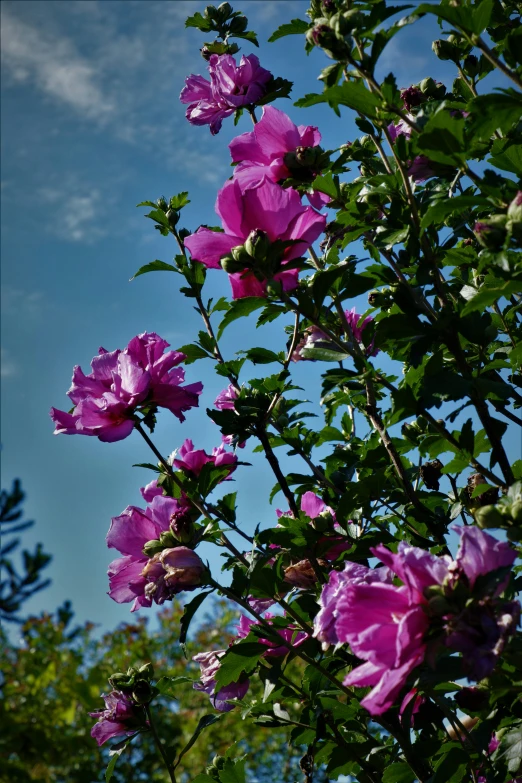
top-left (245, 229), bottom-right (271, 261)
top-left (419, 77), bottom-right (447, 99)
top-left (159, 530), bottom-right (176, 548)
top-left (142, 538), bottom-right (164, 557)
top-left (474, 504), bottom-right (504, 529)
top-left (419, 459), bottom-right (443, 490)
top-left (432, 39), bottom-right (460, 62)
top-left (474, 215), bottom-right (508, 249)
top-left (170, 508), bottom-right (196, 545)
top-left (463, 54), bottom-right (479, 78)
top-left (132, 679), bottom-right (154, 704)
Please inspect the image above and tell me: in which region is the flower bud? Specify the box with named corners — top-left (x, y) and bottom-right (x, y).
top-left (400, 85), bottom-right (424, 111)
top-left (220, 253), bottom-right (247, 274)
top-left (166, 209), bottom-right (179, 228)
top-left (474, 504), bottom-right (504, 529)
top-left (474, 216), bottom-right (508, 249)
top-left (131, 679), bottom-right (154, 704)
top-left (419, 77), bottom-right (447, 99)
top-left (463, 54), bottom-right (479, 78)
top-left (428, 594), bottom-right (452, 616)
top-left (507, 191), bottom-right (522, 242)
top-left (245, 229), bottom-right (271, 261)
top-left (511, 500), bottom-right (522, 524)
top-left (138, 662), bottom-right (154, 680)
top-left (159, 530), bottom-right (176, 548)
top-left (217, 1), bottom-right (232, 14)
top-left (432, 39), bottom-right (460, 62)
top-left (170, 507), bottom-right (196, 545)
top-left (109, 670), bottom-right (136, 690)
top-left (142, 538), bottom-right (164, 557)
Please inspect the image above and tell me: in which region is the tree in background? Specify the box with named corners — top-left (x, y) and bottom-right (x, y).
top-left (0, 479), bottom-right (52, 623)
top-left (0, 600), bottom-right (311, 783)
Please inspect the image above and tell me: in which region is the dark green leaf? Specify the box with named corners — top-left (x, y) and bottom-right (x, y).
top-left (421, 195), bottom-right (490, 230)
top-left (155, 675), bottom-right (192, 697)
top-left (214, 642), bottom-right (266, 688)
top-left (106, 737), bottom-right (133, 782)
top-left (416, 109), bottom-right (465, 166)
top-left (494, 722), bottom-right (522, 775)
top-left (295, 81), bottom-right (381, 118)
top-left (268, 18), bottom-right (309, 43)
top-left (382, 763), bottom-right (416, 783)
top-left (461, 279), bottom-right (522, 316)
top-left (174, 714), bottom-right (222, 769)
top-left (130, 260), bottom-right (177, 280)
top-left (180, 591), bottom-right (213, 655)
top-left (217, 298), bottom-right (266, 341)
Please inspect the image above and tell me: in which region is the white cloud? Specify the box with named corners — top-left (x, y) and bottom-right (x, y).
top-left (39, 184), bottom-right (106, 242)
top-left (1, 348), bottom-right (18, 378)
top-left (1, 286), bottom-right (44, 318)
top-left (1, 9), bottom-right (114, 120)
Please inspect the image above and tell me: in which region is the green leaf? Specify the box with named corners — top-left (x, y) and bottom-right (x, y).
top-left (180, 591), bottom-right (213, 655)
top-left (155, 675), bottom-right (192, 697)
top-left (241, 347), bottom-right (281, 365)
top-left (268, 18), bottom-right (309, 43)
top-left (312, 173), bottom-right (338, 199)
top-left (295, 81), bottom-right (381, 118)
top-left (177, 343), bottom-right (212, 364)
top-left (190, 776), bottom-right (214, 783)
top-left (382, 763), bottom-right (415, 783)
top-left (421, 195), bottom-right (490, 230)
top-left (494, 722), bottom-right (522, 775)
top-left (217, 298), bottom-right (266, 340)
top-left (416, 109), bottom-right (465, 166)
top-left (461, 279), bottom-right (522, 316)
top-left (472, 0), bottom-right (493, 34)
top-left (432, 747), bottom-right (469, 783)
top-left (185, 11), bottom-right (212, 31)
top-left (488, 141), bottom-right (522, 174)
top-left (130, 260), bottom-right (177, 280)
top-left (468, 91), bottom-right (522, 140)
top-left (132, 462), bottom-right (161, 472)
top-left (214, 642), bottom-right (266, 688)
top-left (169, 192), bottom-right (190, 209)
top-left (218, 758), bottom-right (247, 783)
top-left (174, 714), bottom-right (222, 769)
top-left (105, 737), bottom-right (133, 782)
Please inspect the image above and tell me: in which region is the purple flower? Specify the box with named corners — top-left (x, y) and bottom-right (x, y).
top-left (180, 54), bottom-right (271, 135)
top-left (184, 177), bottom-right (326, 299)
top-left (399, 688), bottom-right (425, 728)
top-left (193, 650), bottom-right (250, 711)
top-left (229, 105), bottom-right (329, 208)
top-left (454, 525), bottom-right (517, 594)
top-left (387, 117), bottom-right (414, 143)
top-left (300, 491), bottom-right (351, 562)
top-left (400, 86), bottom-right (424, 112)
top-left (344, 308), bottom-right (378, 356)
top-left (50, 332), bottom-right (202, 442)
top-left (106, 495), bottom-right (204, 612)
top-left (172, 438), bottom-right (238, 479)
top-left (236, 611), bottom-right (308, 657)
top-left (90, 691), bottom-right (145, 746)
top-left (407, 155), bottom-right (436, 183)
top-left (140, 479), bottom-right (163, 503)
top-left (214, 384), bottom-right (238, 411)
top-left (314, 561), bottom-right (394, 648)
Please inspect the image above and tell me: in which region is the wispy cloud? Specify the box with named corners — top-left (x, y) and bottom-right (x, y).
top-left (39, 185), bottom-right (106, 242)
top-left (1, 9), bottom-right (114, 120)
top-left (1, 348), bottom-right (18, 379)
top-left (1, 285), bottom-right (44, 318)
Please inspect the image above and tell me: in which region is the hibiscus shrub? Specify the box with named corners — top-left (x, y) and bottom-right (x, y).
top-left (51, 1), bottom-right (522, 782)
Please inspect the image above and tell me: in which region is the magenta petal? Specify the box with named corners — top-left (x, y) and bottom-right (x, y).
top-left (91, 720), bottom-right (135, 747)
top-left (454, 525), bottom-right (516, 593)
top-left (285, 206), bottom-right (326, 260)
top-left (107, 556), bottom-right (147, 604)
top-left (300, 491), bottom-right (326, 519)
top-left (50, 407), bottom-right (83, 435)
top-left (253, 105), bottom-right (302, 159)
top-left (359, 654), bottom-right (424, 716)
top-left (343, 660), bottom-right (386, 688)
top-left (241, 180), bottom-right (300, 240)
top-left (180, 73), bottom-right (213, 104)
top-left (229, 128), bottom-right (267, 165)
top-left (184, 227), bottom-right (238, 269)
top-left (97, 419), bottom-right (135, 443)
top-left (107, 506), bottom-right (159, 556)
top-left (229, 271), bottom-right (267, 299)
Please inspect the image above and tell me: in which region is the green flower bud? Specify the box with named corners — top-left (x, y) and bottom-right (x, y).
top-left (463, 54), bottom-right (479, 78)
top-left (142, 539), bottom-right (164, 557)
top-left (419, 77), bottom-right (447, 99)
top-left (432, 39), bottom-right (460, 62)
top-left (131, 680), bottom-right (154, 705)
top-left (159, 530), bottom-right (176, 548)
top-left (428, 594), bottom-right (452, 616)
top-left (220, 253), bottom-right (247, 274)
top-left (511, 500), bottom-right (522, 524)
top-left (474, 215), bottom-right (508, 250)
top-left (245, 229), bottom-right (271, 261)
top-left (166, 209), bottom-right (179, 228)
top-left (138, 662), bottom-right (154, 679)
top-left (473, 504), bottom-right (504, 529)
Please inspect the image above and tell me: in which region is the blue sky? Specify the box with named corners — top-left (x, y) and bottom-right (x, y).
top-left (2, 0), bottom-right (519, 636)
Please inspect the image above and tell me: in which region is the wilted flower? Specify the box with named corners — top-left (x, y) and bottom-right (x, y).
top-left (229, 105), bottom-right (329, 208)
top-left (193, 650), bottom-right (250, 712)
top-left (50, 332), bottom-right (202, 442)
top-left (90, 690), bottom-right (145, 746)
top-left (184, 178), bottom-right (326, 299)
top-left (180, 53), bottom-right (271, 135)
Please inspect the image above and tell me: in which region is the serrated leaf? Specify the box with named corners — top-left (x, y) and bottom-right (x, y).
top-left (295, 80), bottom-right (381, 118)
top-left (268, 18), bottom-right (309, 43)
top-left (494, 723), bottom-right (522, 774)
top-left (130, 260), bottom-right (177, 280)
top-left (214, 642), bottom-right (266, 688)
top-left (421, 195), bottom-right (490, 230)
top-left (217, 298), bottom-right (265, 340)
top-left (155, 675), bottom-right (193, 697)
top-left (461, 279), bottom-right (522, 316)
